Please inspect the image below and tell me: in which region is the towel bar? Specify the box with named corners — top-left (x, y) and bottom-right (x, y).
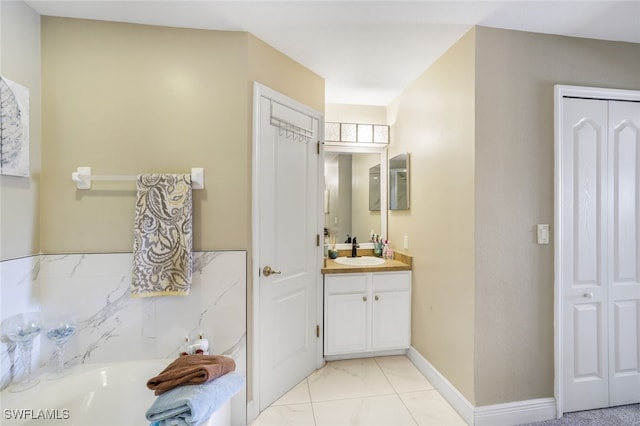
top-left (71, 167), bottom-right (204, 190)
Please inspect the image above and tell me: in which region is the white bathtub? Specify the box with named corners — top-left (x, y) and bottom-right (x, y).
top-left (1, 360), bottom-right (231, 426)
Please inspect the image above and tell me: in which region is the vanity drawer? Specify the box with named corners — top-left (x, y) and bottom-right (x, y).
top-left (324, 273), bottom-right (367, 294)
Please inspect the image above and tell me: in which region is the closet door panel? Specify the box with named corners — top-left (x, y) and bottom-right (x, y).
top-left (608, 100), bottom-right (640, 406)
top-left (561, 97), bottom-right (609, 412)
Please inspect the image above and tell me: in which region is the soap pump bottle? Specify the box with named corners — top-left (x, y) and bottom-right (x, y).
top-left (179, 335), bottom-right (191, 357)
top-left (193, 333), bottom-right (210, 355)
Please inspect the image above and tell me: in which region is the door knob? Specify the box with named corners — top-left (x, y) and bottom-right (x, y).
top-left (374, 295), bottom-right (379, 301)
top-left (262, 266), bottom-right (282, 277)
top-left (583, 292), bottom-right (594, 299)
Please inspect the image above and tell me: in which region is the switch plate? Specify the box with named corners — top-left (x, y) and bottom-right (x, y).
top-left (537, 224), bottom-right (549, 244)
top-left (403, 235), bottom-right (409, 250)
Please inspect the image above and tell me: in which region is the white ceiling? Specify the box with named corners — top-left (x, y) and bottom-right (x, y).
top-left (25, 0), bottom-right (640, 105)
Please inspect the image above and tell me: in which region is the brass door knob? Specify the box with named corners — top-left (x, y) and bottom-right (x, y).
top-left (263, 266), bottom-right (282, 277)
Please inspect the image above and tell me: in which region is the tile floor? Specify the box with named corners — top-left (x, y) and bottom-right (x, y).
top-left (250, 356), bottom-right (467, 426)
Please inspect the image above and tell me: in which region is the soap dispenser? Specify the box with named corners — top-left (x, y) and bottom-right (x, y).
top-left (179, 335), bottom-right (191, 357)
top-left (193, 333), bottom-right (210, 355)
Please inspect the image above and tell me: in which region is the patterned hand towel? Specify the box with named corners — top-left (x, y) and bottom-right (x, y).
top-left (146, 354), bottom-right (237, 395)
top-left (132, 174), bottom-right (192, 297)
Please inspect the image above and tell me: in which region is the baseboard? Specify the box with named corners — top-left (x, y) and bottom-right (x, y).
top-left (475, 398), bottom-right (556, 426)
top-left (406, 346), bottom-right (557, 426)
top-left (246, 399), bottom-right (257, 425)
top-left (406, 346), bottom-right (475, 425)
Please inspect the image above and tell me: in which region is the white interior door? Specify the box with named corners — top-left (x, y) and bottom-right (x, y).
top-left (559, 94), bottom-right (640, 413)
top-left (254, 85), bottom-right (322, 412)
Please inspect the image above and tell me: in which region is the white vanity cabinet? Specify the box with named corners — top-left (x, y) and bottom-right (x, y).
top-left (324, 271), bottom-right (411, 356)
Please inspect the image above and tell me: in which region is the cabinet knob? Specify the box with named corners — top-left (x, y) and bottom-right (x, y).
top-left (362, 296), bottom-right (367, 302)
top-left (374, 295), bottom-right (379, 301)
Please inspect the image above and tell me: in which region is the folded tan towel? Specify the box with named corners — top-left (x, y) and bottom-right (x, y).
top-left (147, 354), bottom-right (236, 396)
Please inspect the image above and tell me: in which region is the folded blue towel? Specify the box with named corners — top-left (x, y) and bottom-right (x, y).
top-left (146, 372), bottom-right (244, 426)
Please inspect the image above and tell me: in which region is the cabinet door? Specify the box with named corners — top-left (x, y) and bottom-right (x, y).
top-left (325, 292), bottom-right (368, 354)
top-left (372, 272), bottom-right (411, 350)
top-left (324, 274), bottom-right (369, 355)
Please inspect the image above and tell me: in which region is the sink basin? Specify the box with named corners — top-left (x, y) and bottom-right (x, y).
top-left (333, 256), bottom-right (386, 266)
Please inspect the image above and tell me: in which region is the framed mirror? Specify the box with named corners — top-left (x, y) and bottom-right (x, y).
top-left (324, 144), bottom-right (387, 247)
top-left (389, 152), bottom-right (409, 210)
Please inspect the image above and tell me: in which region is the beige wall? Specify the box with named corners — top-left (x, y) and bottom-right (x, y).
top-left (325, 103), bottom-right (387, 124)
top-left (40, 18), bottom-right (323, 255)
top-left (387, 29), bottom-right (476, 403)
top-left (474, 27), bottom-right (640, 406)
top-left (0, 1), bottom-right (41, 260)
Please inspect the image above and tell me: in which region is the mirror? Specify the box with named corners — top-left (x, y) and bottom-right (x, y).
top-left (389, 153), bottom-right (409, 210)
top-left (324, 150), bottom-right (386, 244)
top-left (369, 164), bottom-right (380, 211)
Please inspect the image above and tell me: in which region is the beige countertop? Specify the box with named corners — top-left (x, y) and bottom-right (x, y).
top-left (321, 249), bottom-right (412, 274)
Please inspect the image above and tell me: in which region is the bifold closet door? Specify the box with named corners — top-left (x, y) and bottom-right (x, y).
top-left (607, 100), bottom-right (640, 407)
top-left (561, 97), bottom-right (640, 412)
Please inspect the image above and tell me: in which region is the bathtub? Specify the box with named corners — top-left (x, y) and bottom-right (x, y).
top-left (1, 359), bottom-right (231, 426)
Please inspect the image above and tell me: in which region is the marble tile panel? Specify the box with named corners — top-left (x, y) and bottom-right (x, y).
top-left (0, 255), bottom-right (41, 390)
top-left (2, 251), bottom-right (247, 425)
top-left (375, 355), bottom-right (435, 393)
top-left (250, 403), bottom-right (315, 426)
top-left (399, 389), bottom-right (467, 426)
top-left (313, 394), bottom-right (418, 426)
top-left (307, 358), bottom-right (395, 402)
top-left (271, 378), bottom-right (311, 406)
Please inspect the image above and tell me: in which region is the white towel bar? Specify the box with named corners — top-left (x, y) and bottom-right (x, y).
top-left (71, 167), bottom-right (204, 190)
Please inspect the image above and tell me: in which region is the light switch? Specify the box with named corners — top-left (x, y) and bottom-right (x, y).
top-left (403, 235), bottom-right (409, 250)
top-left (537, 224), bottom-right (549, 244)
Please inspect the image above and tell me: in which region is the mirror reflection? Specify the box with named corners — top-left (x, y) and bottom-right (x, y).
top-left (369, 164), bottom-right (380, 211)
top-left (389, 153), bottom-right (409, 210)
top-left (324, 153), bottom-right (381, 243)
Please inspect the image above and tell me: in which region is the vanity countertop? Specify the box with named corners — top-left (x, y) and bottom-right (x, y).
top-left (322, 249), bottom-right (412, 274)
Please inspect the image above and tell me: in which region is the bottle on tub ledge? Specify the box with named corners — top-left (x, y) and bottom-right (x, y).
top-left (178, 333), bottom-right (210, 356)
top-left (192, 333), bottom-right (210, 355)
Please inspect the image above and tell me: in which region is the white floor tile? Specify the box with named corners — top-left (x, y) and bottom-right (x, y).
top-left (307, 358), bottom-right (395, 402)
top-left (250, 403), bottom-right (316, 426)
top-left (400, 389), bottom-right (467, 426)
top-left (313, 394), bottom-right (418, 426)
top-left (272, 379), bottom-right (311, 406)
top-left (375, 355), bottom-right (435, 393)
top-left (252, 356), bottom-right (468, 426)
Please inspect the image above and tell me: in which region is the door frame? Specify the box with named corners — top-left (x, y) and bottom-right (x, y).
top-left (554, 84), bottom-right (640, 418)
top-left (249, 82), bottom-right (325, 422)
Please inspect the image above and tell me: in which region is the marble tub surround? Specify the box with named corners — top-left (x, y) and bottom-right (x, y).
top-left (322, 250), bottom-right (412, 274)
top-left (0, 251), bottom-right (247, 425)
top-left (0, 255), bottom-right (41, 390)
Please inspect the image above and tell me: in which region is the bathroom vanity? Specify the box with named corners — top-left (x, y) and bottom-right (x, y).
top-left (322, 253), bottom-right (412, 358)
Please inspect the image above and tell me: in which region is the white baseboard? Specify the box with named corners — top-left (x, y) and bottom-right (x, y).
top-left (475, 398), bottom-right (556, 426)
top-left (406, 346), bottom-right (475, 424)
top-left (406, 346), bottom-right (557, 426)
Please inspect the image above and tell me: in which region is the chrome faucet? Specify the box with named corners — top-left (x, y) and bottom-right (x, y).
top-left (351, 237), bottom-right (359, 257)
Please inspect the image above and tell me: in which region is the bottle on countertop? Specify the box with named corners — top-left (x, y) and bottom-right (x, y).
top-left (384, 240), bottom-right (394, 259)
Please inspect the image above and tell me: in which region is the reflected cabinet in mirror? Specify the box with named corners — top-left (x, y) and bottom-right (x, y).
top-left (324, 152), bottom-right (384, 244)
top-left (389, 153), bottom-right (409, 210)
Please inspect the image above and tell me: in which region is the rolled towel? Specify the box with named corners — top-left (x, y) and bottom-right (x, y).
top-left (146, 371), bottom-right (244, 426)
top-left (147, 354), bottom-right (236, 396)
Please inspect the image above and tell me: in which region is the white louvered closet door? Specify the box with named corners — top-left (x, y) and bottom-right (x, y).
top-left (561, 97), bottom-right (640, 412)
